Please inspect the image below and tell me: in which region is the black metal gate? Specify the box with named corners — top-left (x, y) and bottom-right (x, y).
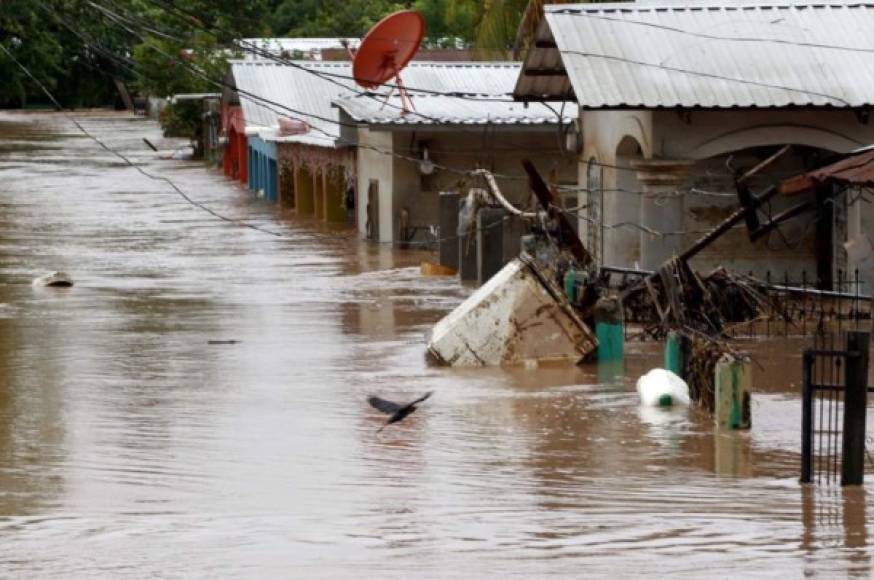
top-left (801, 331), bottom-right (871, 485)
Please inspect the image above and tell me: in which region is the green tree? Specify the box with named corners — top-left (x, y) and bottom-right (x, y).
top-left (0, 0), bottom-right (64, 107)
top-left (272, 0), bottom-right (407, 38)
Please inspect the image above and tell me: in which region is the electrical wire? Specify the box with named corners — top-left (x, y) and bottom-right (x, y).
top-left (72, 0), bottom-right (799, 190)
top-left (78, 0), bottom-right (868, 182)
top-left (551, 6), bottom-right (874, 56)
top-left (23, 0), bottom-right (847, 242)
top-left (61, 0), bottom-right (758, 189)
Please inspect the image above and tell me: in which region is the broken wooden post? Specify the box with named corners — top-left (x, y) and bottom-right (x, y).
top-left (594, 297), bottom-right (623, 362)
top-left (522, 159), bottom-right (592, 267)
top-left (714, 354), bottom-right (752, 429)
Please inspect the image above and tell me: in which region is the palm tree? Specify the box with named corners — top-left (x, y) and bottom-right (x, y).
top-left (469, 0), bottom-right (595, 60)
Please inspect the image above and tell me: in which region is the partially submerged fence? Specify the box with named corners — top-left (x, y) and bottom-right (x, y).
top-left (801, 330), bottom-right (871, 486)
top-left (602, 266), bottom-right (872, 339)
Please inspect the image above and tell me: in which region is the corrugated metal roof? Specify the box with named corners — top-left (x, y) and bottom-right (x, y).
top-left (782, 148), bottom-right (874, 190)
top-left (334, 62), bottom-right (575, 126)
top-left (514, 1), bottom-right (874, 108)
top-left (241, 38), bottom-right (360, 61)
top-left (334, 93), bottom-right (575, 126)
top-left (400, 62), bottom-right (526, 96)
top-left (230, 61), bottom-right (556, 146)
top-left (230, 60), bottom-right (356, 147)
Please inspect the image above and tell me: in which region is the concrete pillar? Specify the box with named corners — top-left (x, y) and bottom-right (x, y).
top-left (325, 168), bottom-right (347, 223)
top-left (633, 160), bottom-right (693, 271)
top-left (459, 230), bottom-right (478, 283)
top-left (296, 167), bottom-right (315, 215)
top-left (477, 208), bottom-right (508, 285)
top-left (314, 170), bottom-right (325, 220)
top-left (714, 354), bottom-right (752, 430)
top-left (439, 192), bottom-right (461, 271)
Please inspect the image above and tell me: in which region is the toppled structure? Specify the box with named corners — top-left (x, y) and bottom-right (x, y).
top-left (426, 256), bottom-right (596, 366)
top-left (427, 160), bottom-right (599, 367)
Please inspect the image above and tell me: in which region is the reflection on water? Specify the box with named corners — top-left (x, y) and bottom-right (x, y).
top-left (802, 486), bottom-right (871, 578)
top-left (0, 111), bottom-right (870, 578)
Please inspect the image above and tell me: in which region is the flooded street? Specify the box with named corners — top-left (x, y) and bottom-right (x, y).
top-left (0, 111), bottom-right (871, 578)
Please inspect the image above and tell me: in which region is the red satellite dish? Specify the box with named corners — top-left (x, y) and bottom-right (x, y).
top-left (353, 10), bottom-right (425, 114)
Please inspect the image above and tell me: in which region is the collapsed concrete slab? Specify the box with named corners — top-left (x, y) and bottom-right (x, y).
top-left (426, 257), bottom-right (597, 367)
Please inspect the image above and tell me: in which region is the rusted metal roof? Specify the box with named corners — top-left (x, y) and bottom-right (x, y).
top-left (781, 147), bottom-right (874, 193)
top-left (514, 1), bottom-right (874, 108)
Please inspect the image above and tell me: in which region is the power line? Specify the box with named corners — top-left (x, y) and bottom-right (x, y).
top-left (558, 49), bottom-right (852, 107)
top-left (3, 28), bottom-right (804, 248)
top-left (551, 7), bottom-right (874, 56)
top-left (69, 0), bottom-right (757, 187)
top-left (33, 0), bottom-right (827, 226)
top-left (139, 0), bottom-right (523, 102)
top-left (0, 41), bottom-right (289, 238)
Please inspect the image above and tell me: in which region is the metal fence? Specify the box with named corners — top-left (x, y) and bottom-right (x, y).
top-left (801, 330), bottom-right (871, 486)
top-left (602, 266), bottom-right (873, 339)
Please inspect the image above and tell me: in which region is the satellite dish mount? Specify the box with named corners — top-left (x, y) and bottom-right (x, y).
top-left (353, 10), bottom-right (425, 116)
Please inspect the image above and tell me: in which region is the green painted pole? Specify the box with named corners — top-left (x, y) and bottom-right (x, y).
top-left (714, 355), bottom-right (752, 430)
top-left (564, 267), bottom-right (576, 303)
top-left (594, 297), bottom-right (624, 362)
top-left (664, 331), bottom-right (684, 377)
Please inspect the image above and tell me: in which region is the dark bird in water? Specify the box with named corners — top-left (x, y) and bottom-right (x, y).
top-left (368, 392), bottom-right (433, 432)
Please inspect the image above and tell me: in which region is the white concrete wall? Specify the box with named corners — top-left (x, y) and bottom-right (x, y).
top-left (355, 128), bottom-right (394, 242)
top-left (580, 108), bottom-right (874, 277)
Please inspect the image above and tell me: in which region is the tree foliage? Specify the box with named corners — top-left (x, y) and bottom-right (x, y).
top-left (1, 0), bottom-right (598, 108)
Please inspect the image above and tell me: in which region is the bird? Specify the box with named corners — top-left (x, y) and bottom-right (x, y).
top-left (368, 392), bottom-right (433, 432)
top-left (636, 369), bottom-right (690, 407)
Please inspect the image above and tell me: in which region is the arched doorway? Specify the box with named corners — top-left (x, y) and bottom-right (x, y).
top-left (605, 136), bottom-right (644, 268)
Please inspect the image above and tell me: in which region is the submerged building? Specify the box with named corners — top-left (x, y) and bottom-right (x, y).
top-left (514, 0), bottom-right (874, 287)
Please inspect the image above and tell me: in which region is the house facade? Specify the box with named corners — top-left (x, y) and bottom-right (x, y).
top-left (514, 1), bottom-right (874, 288)
top-left (334, 62), bottom-right (580, 244)
top-left (223, 60), bottom-right (358, 223)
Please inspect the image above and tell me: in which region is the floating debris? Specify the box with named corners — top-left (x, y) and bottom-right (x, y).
top-left (32, 271), bottom-right (73, 288)
top-left (426, 256), bottom-right (596, 367)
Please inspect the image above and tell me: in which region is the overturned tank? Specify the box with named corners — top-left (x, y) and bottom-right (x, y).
top-left (426, 256), bottom-right (597, 367)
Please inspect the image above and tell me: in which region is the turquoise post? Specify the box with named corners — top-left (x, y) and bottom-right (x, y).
top-left (564, 268), bottom-right (576, 303)
top-left (594, 297), bottom-right (623, 362)
top-left (664, 331), bottom-right (684, 377)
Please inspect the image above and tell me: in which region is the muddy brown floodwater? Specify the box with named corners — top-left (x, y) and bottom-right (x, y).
top-left (0, 111), bottom-right (871, 578)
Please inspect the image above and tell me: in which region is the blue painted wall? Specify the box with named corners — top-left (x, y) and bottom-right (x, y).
top-left (246, 136), bottom-right (279, 202)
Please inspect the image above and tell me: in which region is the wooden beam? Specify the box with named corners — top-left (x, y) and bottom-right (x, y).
top-left (737, 144), bottom-right (792, 185)
top-left (522, 159), bottom-right (592, 267)
top-left (749, 201), bottom-right (815, 242)
top-left (534, 40), bottom-right (558, 49)
top-left (779, 173), bottom-right (818, 196)
top-left (523, 68), bottom-right (567, 77)
top-left (679, 186), bottom-right (779, 262)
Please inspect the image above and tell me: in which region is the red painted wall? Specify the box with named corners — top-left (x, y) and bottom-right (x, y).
top-left (222, 105), bottom-right (248, 184)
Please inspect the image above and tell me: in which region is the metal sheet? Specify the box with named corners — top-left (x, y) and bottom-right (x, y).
top-left (514, 1), bottom-right (874, 108)
top-left (334, 93), bottom-right (575, 125)
top-left (230, 60), bottom-right (355, 148)
top-left (426, 258), bottom-right (597, 367)
top-left (230, 61), bottom-right (570, 146)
